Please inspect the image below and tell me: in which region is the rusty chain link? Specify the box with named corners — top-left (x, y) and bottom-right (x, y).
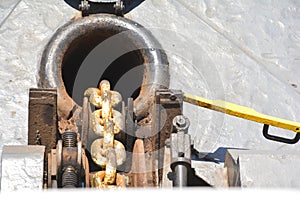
top-left (85, 80), bottom-right (126, 188)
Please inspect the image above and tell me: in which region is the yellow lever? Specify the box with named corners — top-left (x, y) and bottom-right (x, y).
top-left (184, 93), bottom-right (300, 133)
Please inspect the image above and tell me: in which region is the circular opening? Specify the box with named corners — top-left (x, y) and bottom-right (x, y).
top-left (40, 14), bottom-right (169, 120)
top-left (62, 30), bottom-right (144, 106)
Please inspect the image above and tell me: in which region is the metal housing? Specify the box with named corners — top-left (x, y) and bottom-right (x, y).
top-left (39, 14), bottom-right (169, 123)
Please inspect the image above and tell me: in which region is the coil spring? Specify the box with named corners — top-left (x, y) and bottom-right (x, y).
top-left (62, 166), bottom-right (78, 188)
top-left (62, 131), bottom-right (77, 147)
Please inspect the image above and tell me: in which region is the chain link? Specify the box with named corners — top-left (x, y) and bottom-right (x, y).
top-left (85, 80), bottom-right (126, 187)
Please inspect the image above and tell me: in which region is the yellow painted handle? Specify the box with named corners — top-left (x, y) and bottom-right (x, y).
top-left (184, 93), bottom-right (300, 133)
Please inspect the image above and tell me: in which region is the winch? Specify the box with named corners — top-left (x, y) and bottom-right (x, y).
top-left (1, 0), bottom-right (300, 191)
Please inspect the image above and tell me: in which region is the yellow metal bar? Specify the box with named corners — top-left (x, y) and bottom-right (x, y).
top-left (184, 93), bottom-right (300, 133)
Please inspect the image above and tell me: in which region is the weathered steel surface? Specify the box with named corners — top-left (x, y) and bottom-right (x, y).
top-left (28, 88), bottom-right (58, 155)
top-left (145, 89), bottom-right (183, 186)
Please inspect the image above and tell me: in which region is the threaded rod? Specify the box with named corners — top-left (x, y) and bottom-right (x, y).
top-left (62, 131), bottom-right (77, 147)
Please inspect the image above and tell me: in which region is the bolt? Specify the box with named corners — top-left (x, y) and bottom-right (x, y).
top-left (175, 116), bottom-right (186, 128)
top-left (170, 94), bottom-right (177, 101)
top-left (79, 0), bottom-right (90, 11)
top-left (173, 115), bottom-right (190, 132)
top-left (167, 172), bottom-right (174, 181)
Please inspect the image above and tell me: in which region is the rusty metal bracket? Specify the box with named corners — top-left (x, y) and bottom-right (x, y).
top-left (28, 88), bottom-right (58, 188)
top-left (152, 89), bottom-right (183, 186)
top-left (28, 88), bottom-right (58, 153)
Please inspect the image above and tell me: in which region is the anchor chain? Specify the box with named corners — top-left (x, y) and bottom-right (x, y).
top-left (85, 80), bottom-right (126, 188)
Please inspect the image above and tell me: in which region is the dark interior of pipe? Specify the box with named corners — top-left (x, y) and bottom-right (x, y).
top-left (62, 30), bottom-right (144, 106)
